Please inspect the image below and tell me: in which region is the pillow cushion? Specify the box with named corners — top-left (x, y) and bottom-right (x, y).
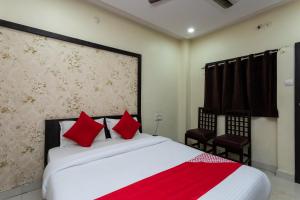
top-left (59, 118), bottom-right (106, 147)
top-left (106, 117), bottom-right (140, 139)
top-left (63, 112), bottom-right (104, 147)
top-left (112, 111), bottom-right (141, 139)
top-left (60, 120), bottom-right (77, 147)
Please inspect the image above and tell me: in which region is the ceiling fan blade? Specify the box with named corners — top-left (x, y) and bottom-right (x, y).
top-left (149, 0), bottom-right (162, 4)
top-left (213, 0), bottom-right (234, 9)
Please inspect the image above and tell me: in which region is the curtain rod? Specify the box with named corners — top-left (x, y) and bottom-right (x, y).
top-left (202, 49), bottom-right (278, 70)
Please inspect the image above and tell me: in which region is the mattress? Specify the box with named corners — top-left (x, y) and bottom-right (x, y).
top-left (43, 135), bottom-right (271, 200)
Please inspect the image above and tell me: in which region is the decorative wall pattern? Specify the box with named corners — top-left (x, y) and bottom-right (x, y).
top-left (0, 26), bottom-right (138, 192)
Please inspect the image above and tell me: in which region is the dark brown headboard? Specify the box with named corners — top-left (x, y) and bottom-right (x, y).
top-left (44, 114), bottom-right (141, 166)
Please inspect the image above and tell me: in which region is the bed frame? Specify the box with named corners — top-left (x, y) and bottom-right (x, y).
top-left (44, 114), bottom-right (142, 166)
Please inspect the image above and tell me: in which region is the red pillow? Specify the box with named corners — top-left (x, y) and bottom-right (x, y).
top-left (113, 111), bottom-right (141, 139)
top-left (63, 112), bottom-right (104, 147)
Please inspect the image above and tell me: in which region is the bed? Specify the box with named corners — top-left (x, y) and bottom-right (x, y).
top-left (42, 116), bottom-right (271, 200)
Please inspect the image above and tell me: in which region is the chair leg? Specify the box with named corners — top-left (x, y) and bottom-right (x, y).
top-left (248, 145), bottom-right (252, 166)
top-left (225, 149), bottom-right (228, 158)
top-left (203, 143), bottom-right (207, 152)
top-left (213, 144), bottom-right (217, 155)
top-left (239, 150), bottom-right (244, 163)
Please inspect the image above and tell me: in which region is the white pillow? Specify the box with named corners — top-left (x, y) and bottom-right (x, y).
top-left (106, 117), bottom-right (140, 139)
top-left (59, 118), bottom-right (106, 147)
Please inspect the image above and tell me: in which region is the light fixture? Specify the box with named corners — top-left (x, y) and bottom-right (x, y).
top-left (187, 27), bottom-right (195, 34)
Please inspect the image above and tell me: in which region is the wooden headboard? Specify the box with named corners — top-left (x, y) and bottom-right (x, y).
top-left (44, 114), bottom-right (141, 166)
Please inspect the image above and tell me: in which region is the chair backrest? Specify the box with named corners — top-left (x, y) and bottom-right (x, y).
top-left (198, 107), bottom-right (217, 134)
top-left (225, 110), bottom-right (251, 138)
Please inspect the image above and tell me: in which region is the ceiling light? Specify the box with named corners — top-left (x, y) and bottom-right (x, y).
top-left (187, 27), bottom-right (195, 34)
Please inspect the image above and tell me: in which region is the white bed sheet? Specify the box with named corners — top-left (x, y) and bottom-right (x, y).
top-left (43, 135), bottom-right (271, 200)
top-left (48, 133), bottom-right (152, 163)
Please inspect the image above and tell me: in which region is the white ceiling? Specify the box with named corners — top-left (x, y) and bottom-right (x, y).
top-left (89, 0), bottom-right (292, 39)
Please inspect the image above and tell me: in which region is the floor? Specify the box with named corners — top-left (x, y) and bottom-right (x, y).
top-left (6, 189), bottom-right (41, 200)
top-left (266, 171), bottom-right (300, 200)
top-left (5, 171), bottom-right (300, 200)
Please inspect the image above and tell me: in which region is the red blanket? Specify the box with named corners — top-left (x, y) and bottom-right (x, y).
top-left (96, 154), bottom-right (241, 200)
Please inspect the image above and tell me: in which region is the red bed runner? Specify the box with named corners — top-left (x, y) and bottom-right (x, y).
top-left (96, 153), bottom-right (241, 200)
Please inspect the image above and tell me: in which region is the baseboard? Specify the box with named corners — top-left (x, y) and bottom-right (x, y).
top-left (252, 161), bottom-right (277, 174)
top-left (252, 161), bottom-right (295, 182)
top-left (276, 169), bottom-right (294, 181)
top-left (0, 180), bottom-right (41, 200)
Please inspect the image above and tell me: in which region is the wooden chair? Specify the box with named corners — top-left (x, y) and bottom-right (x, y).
top-left (185, 107), bottom-right (217, 152)
top-left (213, 110), bottom-right (251, 165)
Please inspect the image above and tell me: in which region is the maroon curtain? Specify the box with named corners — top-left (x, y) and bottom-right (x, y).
top-left (221, 61), bottom-right (234, 113)
top-left (204, 63), bottom-right (223, 114)
top-left (204, 51), bottom-right (278, 117)
top-left (231, 58), bottom-right (249, 111)
top-left (247, 51), bottom-right (278, 117)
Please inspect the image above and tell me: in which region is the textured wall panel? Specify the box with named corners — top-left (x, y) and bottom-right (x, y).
top-left (0, 26), bottom-right (138, 192)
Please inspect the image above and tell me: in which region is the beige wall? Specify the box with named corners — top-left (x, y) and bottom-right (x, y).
top-left (0, 0), bottom-right (181, 191)
top-left (177, 40), bottom-right (190, 142)
top-left (187, 1), bottom-right (300, 176)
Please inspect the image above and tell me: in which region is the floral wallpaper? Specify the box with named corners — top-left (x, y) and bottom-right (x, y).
top-left (0, 26), bottom-right (138, 192)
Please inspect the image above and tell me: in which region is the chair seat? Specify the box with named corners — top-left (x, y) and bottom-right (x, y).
top-left (185, 128), bottom-right (215, 142)
top-left (214, 135), bottom-right (249, 150)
